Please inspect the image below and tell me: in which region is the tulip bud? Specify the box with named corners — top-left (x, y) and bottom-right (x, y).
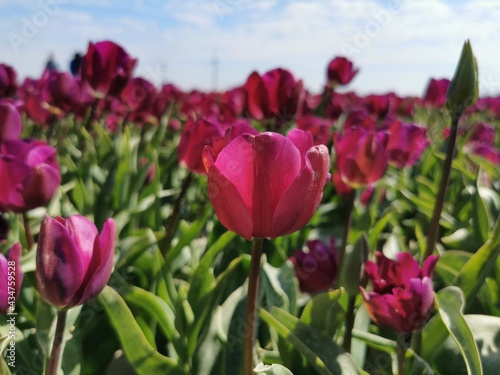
top-left (0, 243), bottom-right (23, 314)
top-left (36, 215), bottom-right (116, 309)
top-left (290, 238), bottom-right (338, 293)
top-left (0, 100), bottom-right (22, 142)
top-left (446, 40), bottom-right (479, 118)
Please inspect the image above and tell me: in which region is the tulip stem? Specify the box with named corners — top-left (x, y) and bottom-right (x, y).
top-left (243, 237), bottom-right (264, 375)
top-left (22, 212), bottom-right (34, 251)
top-left (336, 189), bottom-right (356, 284)
top-left (423, 113), bottom-right (460, 261)
top-left (84, 98), bottom-right (99, 133)
top-left (46, 309), bottom-right (68, 375)
top-left (410, 330), bottom-right (422, 357)
top-left (161, 172), bottom-right (193, 256)
top-left (396, 333), bottom-right (406, 375)
top-left (343, 295), bottom-right (356, 352)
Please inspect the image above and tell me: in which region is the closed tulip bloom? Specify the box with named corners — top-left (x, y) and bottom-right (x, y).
top-left (203, 129), bottom-right (330, 240)
top-left (0, 100), bottom-right (22, 141)
top-left (290, 238), bottom-right (338, 293)
top-left (386, 120), bottom-right (429, 168)
top-left (423, 78), bottom-right (450, 107)
top-left (326, 56), bottom-right (359, 87)
top-left (120, 77), bottom-right (157, 112)
top-left (296, 115), bottom-right (334, 146)
top-left (36, 215), bottom-right (116, 309)
top-left (41, 70), bottom-right (81, 115)
top-left (0, 64), bottom-right (17, 97)
top-left (0, 243), bottom-right (23, 314)
top-left (334, 128), bottom-right (388, 188)
top-left (0, 139), bottom-right (60, 212)
top-left (81, 40), bottom-right (137, 98)
top-left (244, 68), bottom-right (303, 122)
top-left (178, 116), bottom-right (257, 174)
top-left (360, 251), bottom-right (439, 333)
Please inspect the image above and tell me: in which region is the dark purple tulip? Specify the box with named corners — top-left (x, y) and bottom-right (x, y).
top-left (0, 64), bottom-right (17, 98)
top-left (386, 120), bottom-right (429, 168)
top-left (0, 100), bottom-right (22, 141)
top-left (0, 243), bottom-right (23, 314)
top-left (326, 56), bottom-right (359, 87)
top-left (290, 238), bottom-right (338, 294)
top-left (36, 215), bottom-right (116, 309)
top-left (120, 77), bottom-right (157, 112)
top-left (0, 139), bottom-right (60, 213)
top-left (81, 40), bottom-right (137, 98)
top-left (296, 115), bottom-right (333, 146)
top-left (41, 70), bottom-right (80, 115)
top-left (19, 77), bottom-right (55, 125)
top-left (423, 78), bottom-right (450, 107)
top-left (361, 251), bottom-right (439, 333)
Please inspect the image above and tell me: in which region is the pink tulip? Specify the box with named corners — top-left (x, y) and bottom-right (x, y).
top-left (423, 78), bottom-right (450, 107)
top-left (290, 238), bottom-right (338, 293)
top-left (0, 139), bottom-right (60, 212)
top-left (361, 251), bottom-right (438, 333)
top-left (296, 115), bottom-right (334, 146)
top-left (334, 128), bottom-right (388, 188)
top-left (326, 56), bottom-right (359, 87)
top-left (386, 120), bottom-right (429, 168)
top-left (41, 70), bottom-right (81, 115)
top-left (0, 64), bottom-right (17, 98)
top-left (0, 100), bottom-right (22, 141)
top-left (81, 40), bottom-right (137, 98)
top-left (36, 215), bottom-right (116, 309)
top-left (244, 68), bottom-right (304, 123)
top-left (0, 243), bottom-right (23, 314)
top-left (19, 77), bottom-right (55, 124)
top-left (178, 116), bottom-right (257, 174)
top-left (203, 129), bottom-right (330, 240)
top-left (120, 77), bottom-right (157, 112)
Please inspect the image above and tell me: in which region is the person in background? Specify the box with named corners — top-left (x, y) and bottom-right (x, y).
top-left (45, 53), bottom-right (58, 71)
top-left (70, 52), bottom-right (82, 76)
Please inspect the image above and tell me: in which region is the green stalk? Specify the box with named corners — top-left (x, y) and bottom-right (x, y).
top-left (423, 114), bottom-right (460, 260)
top-left (343, 295), bottom-right (357, 352)
top-left (243, 237), bottom-right (264, 375)
top-left (46, 309), bottom-right (68, 375)
top-left (22, 212), bottom-right (34, 251)
top-left (396, 333), bottom-right (406, 375)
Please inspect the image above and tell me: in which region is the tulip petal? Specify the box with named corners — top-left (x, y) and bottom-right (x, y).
top-left (36, 216), bottom-right (85, 308)
top-left (272, 144), bottom-right (330, 237)
top-left (0, 254), bottom-right (8, 313)
top-left (64, 215), bottom-right (99, 275)
top-left (203, 146), bottom-right (253, 240)
top-left (72, 219), bottom-right (116, 306)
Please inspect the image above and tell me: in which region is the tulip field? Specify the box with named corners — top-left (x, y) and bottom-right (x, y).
top-left (1, 39), bottom-right (499, 375)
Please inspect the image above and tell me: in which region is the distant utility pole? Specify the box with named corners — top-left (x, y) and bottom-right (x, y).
top-left (210, 54), bottom-right (219, 91)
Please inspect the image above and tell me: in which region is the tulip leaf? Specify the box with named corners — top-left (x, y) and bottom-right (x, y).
top-left (260, 307), bottom-right (366, 375)
top-left (254, 363), bottom-right (294, 375)
top-left (300, 288), bottom-right (347, 337)
top-left (471, 182), bottom-right (490, 245)
top-left (435, 286), bottom-right (483, 375)
top-left (98, 286), bottom-right (186, 375)
top-left (453, 216), bottom-right (500, 307)
top-left (340, 233), bottom-right (369, 296)
top-left (435, 250), bottom-right (472, 286)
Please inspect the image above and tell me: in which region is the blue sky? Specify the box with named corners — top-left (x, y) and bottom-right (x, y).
top-left (1, 0), bottom-right (500, 96)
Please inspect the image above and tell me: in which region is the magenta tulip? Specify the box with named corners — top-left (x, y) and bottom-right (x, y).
top-left (120, 77), bottom-right (157, 112)
top-left (0, 139), bottom-right (60, 212)
top-left (19, 77), bottom-right (55, 125)
top-left (0, 243), bottom-right (23, 314)
top-left (203, 129), bottom-right (330, 240)
top-left (361, 251), bottom-right (438, 333)
top-left (290, 238), bottom-right (338, 293)
top-left (334, 128), bottom-right (388, 188)
top-left (36, 215), bottom-right (116, 309)
top-left (386, 120), bottom-right (429, 168)
top-left (423, 78), bottom-right (450, 107)
top-left (0, 64), bottom-right (17, 98)
top-left (41, 70), bottom-right (80, 115)
top-left (81, 40), bottom-right (137, 98)
top-left (296, 115), bottom-right (334, 146)
top-left (178, 116), bottom-right (257, 174)
top-left (244, 68), bottom-right (303, 122)
top-left (326, 56), bottom-right (359, 87)
top-left (0, 100), bottom-right (22, 141)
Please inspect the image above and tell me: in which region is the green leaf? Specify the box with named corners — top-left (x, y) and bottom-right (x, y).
top-left (260, 307), bottom-right (366, 375)
top-left (340, 234), bottom-right (369, 296)
top-left (472, 183), bottom-right (490, 244)
top-left (435, 286), bottom-right (483, 375)
top-left (98, 286), bottom-right (187, 375)
top-left (454, 216), bottom-right (500, 307)
top-left (300, 289), bottom-right (347, 337)
top-left (254, 363), bottom-right (294, 375)
top-left (435, 250), bottom-right (472, 286)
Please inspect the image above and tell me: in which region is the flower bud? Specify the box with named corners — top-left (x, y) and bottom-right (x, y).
top-left (446, 40), bottom-right (479, 117)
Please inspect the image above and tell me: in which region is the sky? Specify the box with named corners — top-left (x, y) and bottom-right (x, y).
top-left (1, 0), bottom-right (500, 97)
